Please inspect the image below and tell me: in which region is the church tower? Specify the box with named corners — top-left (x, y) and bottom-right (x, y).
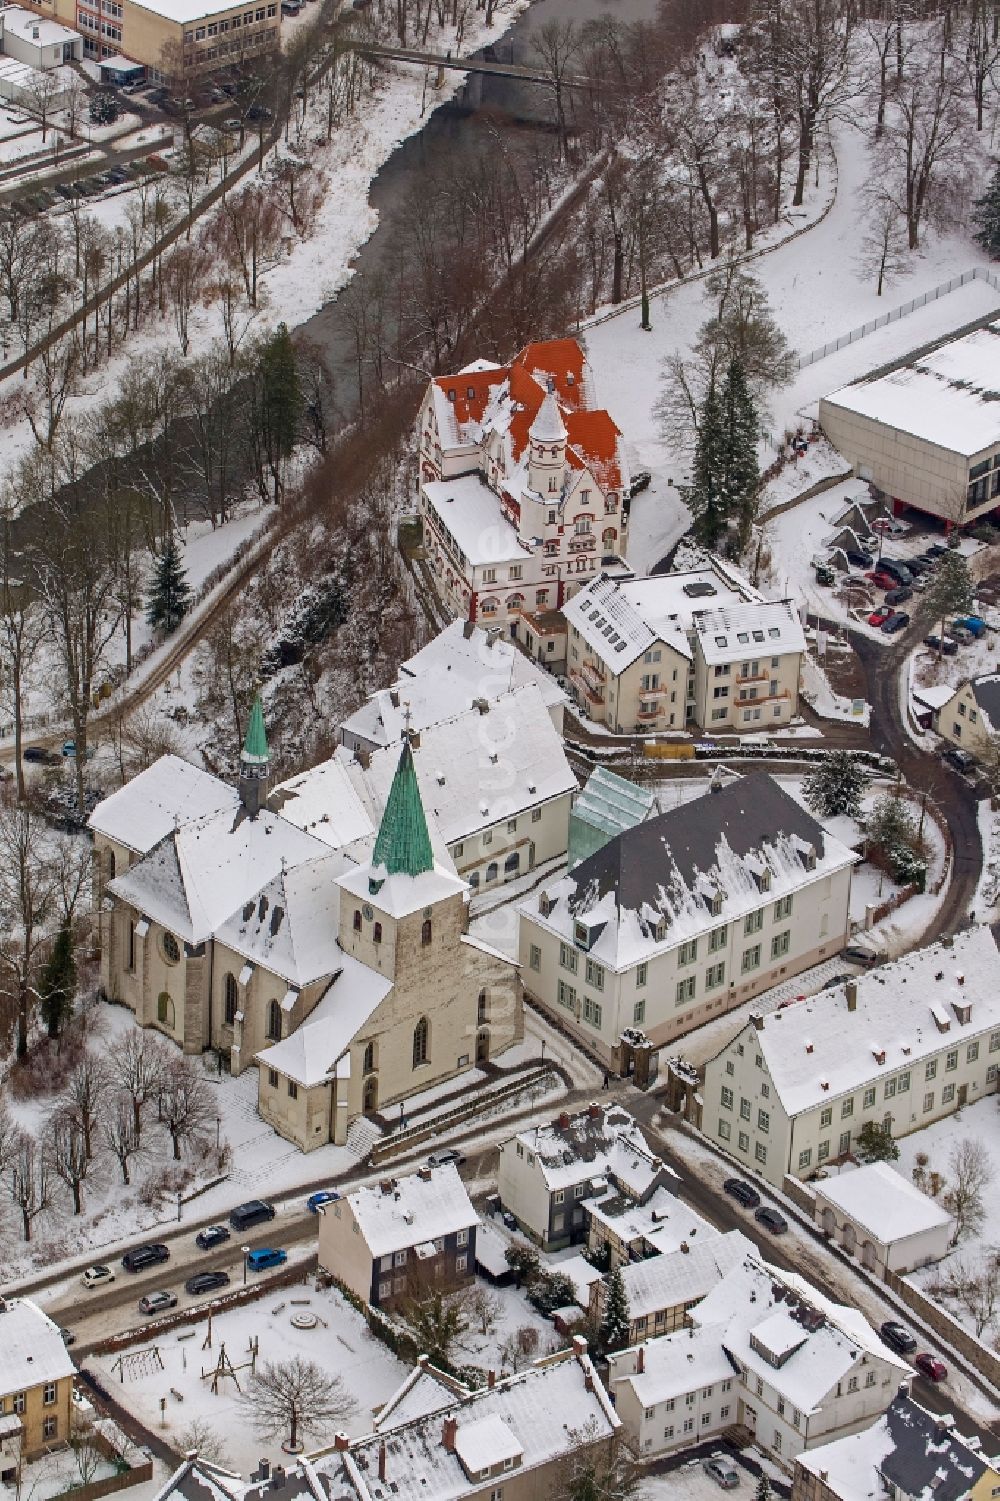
top-left (526, 388), bottom-right (567, 499)
top-left (369, 736), bottom-right (434, 886)
top-left (239, 693), bottom-right (270, 818)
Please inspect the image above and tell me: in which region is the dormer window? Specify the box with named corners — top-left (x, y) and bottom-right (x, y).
top-left (759, 870), bottom-right (771, 892)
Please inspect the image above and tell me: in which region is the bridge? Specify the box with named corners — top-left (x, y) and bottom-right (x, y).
top-left (356, 41), bottom-right (588, 88)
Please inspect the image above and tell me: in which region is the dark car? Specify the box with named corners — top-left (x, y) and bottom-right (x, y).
top-left (915, 1352), bottom-right (948, 1382)
top-left (923, 634), bottom-right (958, 656)
top-left (925, 543), bottom-right (949, 559)
top-left (880, 1320), bottom-right (917, 1355)
top-left (822, 972), bottom-right (852, 990)
top-left (230, 1199), bottom-right (276, 1231)
top-left (881, 612), bottom-right (910, 634)
top-left (122, 1242), bottom-right (170, 1273)
top-left (185, 1270), bottom-right (231, 1297)
top-left (754, 1206), bottom-right (789, 1234)
top-left (195, 1224), bottom-right (231, 1250)
top-left (880, 559), bottom-right (914, 584)
top-left (906, 555), bottom-right (933, 576)
top-left (942, 747), bottom-right (978, 774)
top-left (246, 103), bottom-right (273, 122)
top-left (24, 746), bottom-right (57, 764)
top-left (884, 586), bottom-right (912, 606)
top-left (843, 550), bottom-right (871, 569)
top-left (724, 1178), bottom-right (760, 1209)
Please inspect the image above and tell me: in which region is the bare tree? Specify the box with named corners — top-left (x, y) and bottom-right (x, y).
top-left (102, 1090), bottom-right (142, 1184)
top-left (759, 0), bottom-right (854, 206)
top-left (961, 0), bottom-right (1000, 131)
top-left (0, 1096), bottom-right (20, 1178)
top-left (175, 1419), bottom-right (231, 1466)
top-left (111, 1030), bottom-right (167, 1142)
top-left (0, 504), bottom-right (45, 801)
top-left (858, 185), bottom-right (909, 295)
top-left (63, 1056), bottom-right (110, 1162)
top-left (466, 1284), bottom-right (502, 1336)
top-left (943, 1252), bottom-right (1000, 1336)
top-left (874, 36), bottom-right (968, 249)
top-left (532, 20), bottom-right (582, 160)
top-left (241, 1358), bottom-right (356, 1453)
top-left (944, 1138), bottom-right (993, 1244)
top-left (21, 70), bottom-right (64, 142)
top-left (0, 796), bottom-right (59, 1060)
top-left (44, 1108), bottom-right (91, 1215)
top-left (9, 1131), bottom-right (51, 1241)
top-left (158, 1055), bottom-right (214, 1160)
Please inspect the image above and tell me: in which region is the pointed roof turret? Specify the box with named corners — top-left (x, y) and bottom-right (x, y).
top-left (242, 693), bottom-right (269, 767)
top-left (371, 738), bottom-right (434, 877)
top-left (529, 389), bottom-right (567, 445)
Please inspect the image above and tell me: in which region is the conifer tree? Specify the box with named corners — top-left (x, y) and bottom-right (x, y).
top-left (690, 381), bottom-right (727, 550)
top-left (755, 1476), bottom-right (773, 1501)
top-left (599, 1266), bottom-right (631, 1354)
top-left (719, 356), bottom-right (760, 548)
top-left (804, 750), bottom-right (871, 819)
top-left (39, 920), bottom-right (76, 1039)
top-left (973, 164), bottom-right (1000, 259)
top-left (927, 549), bottom-right (974, 638)
top-left (146, 533), bottom-right (192, 634)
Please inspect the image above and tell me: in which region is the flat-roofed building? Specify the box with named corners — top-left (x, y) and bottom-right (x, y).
top-left (20, 0), bottom-right (279, 77)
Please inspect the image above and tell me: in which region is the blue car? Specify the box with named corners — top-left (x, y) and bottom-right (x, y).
top-left (246, 1248), bottom-right (287, 1272)
top-left (307, 1191), bottom-right (340, 1213)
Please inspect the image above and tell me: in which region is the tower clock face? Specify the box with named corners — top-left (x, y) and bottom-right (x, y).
top-left (362, 904), bottom-right (374, 921)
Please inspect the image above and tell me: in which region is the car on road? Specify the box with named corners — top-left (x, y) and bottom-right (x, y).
top-left (138, 1290), bottom-right (178, 1316)
top-left (246, 103), bottom-right (273, 121)
top-left (844, 944), bottom-right (885, 967)
top-left (880, 1320), bottom-right (917, 1355)
top-left (195, 1224), bottom-right (231, 1250)
top-left (925, 543), bottom-right (949, 559)
top-left (884, 586), bottom-right (912, 607)
top-left (81, 1264), bottom-right (115, 1289)
top-left (122, 1242), bottom-right (170, 1273)
top-left (915, 1352), bottom-right (948, 1382)
top-left (60, 1328), bottom-right (77, 1346)
top-left (881, 612), bottom-right (910, 634)
top-left (307, 1190), bottom-right (340, 1213)
top-left (922, 634), bottom-right (958, 656)
top-left (942, 747), bottom-right (978, 774)
top-left (703, 1455), bottom-right (740, 1489)
top-left (427, 1149), bottom-right (465, 1168)
top-left (24, 746), bottom-right (58, 764)
top-left (185, 1271), bottom-right (231, 1297)
top-left (246, 1247), bottom-right (287, 1272)
top-left (754, 1206), bottom-right (788, 1234)
top-left (723, 1178), bottom-right (760, 1209)
top-left (230, 1199), bottom-right (276, 1231)
top-left (867, 606), bottom-right (892, 626)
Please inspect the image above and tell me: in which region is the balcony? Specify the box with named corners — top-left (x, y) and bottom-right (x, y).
top-left (636, 706), bottom-right (661, 722)
top-left (568, 535), bottom-right (596, 553)
top-left (570, 668), bottom-right (604, 705)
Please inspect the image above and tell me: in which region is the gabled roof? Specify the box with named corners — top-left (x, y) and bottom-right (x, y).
top-left (255, 954), bottom-right (392, 1086)
top-left (213, 854), bottom-right (350, 987)
top-left (0, 1297), bottom-right (76, 1394)
top-left (372, 739), bottom-right (434, 877)
top-left (971, 673), bottom-right (1000, 732)
top-left (347, 1164), bottom-right (476, 1258)
top-left (816, 1163), bottom-right (953, 1243)
top-left (510, 1105), bottom-right (660, 1192)
top-left (88, 754), bottom-right (240, 856)
top-left (268, 756), bottom-right (376, 850)
top-left (691, 598), bottom-right (806, 666)
top-left (617, 1230), bottom-right (754, 1321)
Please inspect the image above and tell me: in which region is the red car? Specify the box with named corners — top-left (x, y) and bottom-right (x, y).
top-left (868, 606), bottom-right (891, 626)
top-left (866, 570), bottom-right (896, 590)
top-left (915, 1353), bottom-right (948, 1382)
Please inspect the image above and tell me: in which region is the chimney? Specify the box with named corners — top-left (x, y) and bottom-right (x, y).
top-left (557, 1111), bottom-right (571, 1129)
top-left (487, 1370), bottom-right (496, 1390)
top-left (750, 1012), bottom-right (765, 1031)
top-left (588, 1103), bottom-right (601, 1120)
top-left (636, 1347), bottom-right (645, 1374)
top-left (845, 981), bottom-right (858, 1013)
top-left (442, 1416), bottom-right (458, 1452)
top-left (378, 1444), bottom-right (387, 1482)
top-left (333, 1434), bottom-right (351, 1453)
top-left (380, 1179), bottom-right (395, 1195)
top-left (572, 1334), bottom-right (588, 1362)
top-left (418, 1354), bottom-right (430, 1369)
top-left (418, 1166), bottom-right (432, 1182)
top-left (259, 1461), bottom-right (271, 1481)
top-left (584, 1372), bottom-right (594, 1392)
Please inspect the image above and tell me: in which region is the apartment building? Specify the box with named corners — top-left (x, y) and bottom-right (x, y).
top-left (0, 1298), bottom-right (75, 1463)
top-left (518, 774), bottom-right (856, 1069)
top-left (561, 563), bottom-right (804, 735)
top-left (702, 927), bottom-right (1000, 1188)
top-left (606, 1252), bottom-right (909, 1467)
top-left (22, 0), bottom-right (278, 75)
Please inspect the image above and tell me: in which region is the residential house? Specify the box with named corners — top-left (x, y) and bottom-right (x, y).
top-left (810, 1163), bottom-right (954, 1277)
top-left (0, 1297), bottom-right (75, 1462)
top-left (313, 1340), bottom-right (620, 1501)
top-left (589, 1230), bottom-right (754, 1345)
top-left (417, 340), bottom-right (631, 630)
top-left (792, 1391), bottom-right (1000, 1501)
top-left (702, 927), bottom-right (1000, 1188)
top-left (606, 1251), bottom-right (910, 1467)
top-left (318, 1164), bottom-right (477, 1309)
top-left (561, 563), bottom-right (805, 735)
top-left (819, 321), bottom-right (1000, 528)
top-left (934, 674), bottom-right (1000, 756)
top-left (585, 1183), bottom-right (717, 1270)
top-left (519, 773), bottom-right (856, 1069)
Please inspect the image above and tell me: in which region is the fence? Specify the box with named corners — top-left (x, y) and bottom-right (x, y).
top-left (51, 1432), bottom-right (153, 1501)
top-left (793, 266), bottom-right (1000, 371)
top-left (369, 1064), bottom-right (558, 1164)
top-left (884, 1265), bottom-right (1000, 1396)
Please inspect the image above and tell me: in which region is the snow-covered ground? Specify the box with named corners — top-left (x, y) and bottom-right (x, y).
top-left (975, 799), bottom-right (1000, 922)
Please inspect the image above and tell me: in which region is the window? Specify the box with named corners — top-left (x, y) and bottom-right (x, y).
top-left (634, 1000), bottom-right (646, 1025)
top-left (585, 959), bottom-right (605, 990)
top-left (637, 963), bottom-right (648, 987)
top-left (991, 1031), bottom-right (1000, 1053)
top-left (43, 1417), bottom-right (58, 1440)
top-left (848, 1376), bottom-right (858, 1393)
top-left (709, 924), bottom-right (728, 952)
top-left (839, 1130), bottom-right (851, 1154)
top-left (560, 943), bottom-right (578, 973)
top-left (268, 1069), bottom-right (278, 1087)
top-left (379, 1280), bottom-right (392, 1299)
top-left (738, 1131), bottom-right (749, 1151)
top-left (820, 1106), bottom-right (832, 1128)
top-left (942, 1083), bottom-right (956, 1104)
top-left (705, 962), bottom-right (726, 990)
top-left (946, 1049), bottom-right (959, 1071)
top-left (758, 1109), bottom-right (769, 1132)
top-left (726, 1060), bottom-right (735, 1076)
top-left (884, 1076), bottom-right (897, 1099)
top-left (818, 1139), bottom-right (829, 1160)
top-left (529, 945), bottom-right (541, 972)
top-left (373, 922), bottom-right (382, 944)
top-left (841, 1097), bottom-right (854, 1118)
top-left (721, 1086), bottom-right (734, 1110)
top-left (863, 1086), bottom-right (876, 1108)
top-left (531, 808), bottom-right (542, 822)
top-left (924, 1091), bottom-right (935, 1112)
top-left (43, 1383), bottom-right (57, 1406)
top-left (866, 1371), bottom-right (876, 1388)
top-left (745, 910), bottom-right (763, 934)
top-left (353, 908), bottom-right (362, 933)
top-left (968, 1040), bottom-right (980, 1062)
top-left (157, 992), bottom-right (175, 1028)
top-left (224, 972), bottom-right (238, 1026)
top-left (898, 1071), bottom-right (910, 1092)
top-left (679, 939), bottom-right (698, 966)
top-left (13, 1394), bottom-right (25, 1415)
top-left (557, 981), bottom-right (576, 1010)
top-left (755, 1142), bottom-right (767, 1164)
top-left (162, 931), bottom-right (181, 964)
top-left (719, 1119), bottom-right (731, 1140)
top-left (771, 930), bottom-right (790, 960)
top-left (676, 976), bottom-right (696, 1005)
top-left (760, 1082), bottom-right (769, 1099)
top-left (126, 920), bottom-right (135, 971)
top-left (774, 895), bottom-right (793, 920)
top-left (926, 1058), bottom-right (938, 1080)
top-left (742, 945), bottom-right (761, 973)
top-left (288, 1080), bottom-right (298, 1100)
top-left (583, 996), bottom-right (603, 1029)
top-left (740, 1098), bottom-right (751, 1120)
top-left (798, 1148), bottom-right (812, 1169)
top-left (267, 999), bottom-right (281, 1041)
top-left (421, 918), bottom-right (432, 946)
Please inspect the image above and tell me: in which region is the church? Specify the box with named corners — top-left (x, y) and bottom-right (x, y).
top-left (90, 702), bottom-right (522, 1152)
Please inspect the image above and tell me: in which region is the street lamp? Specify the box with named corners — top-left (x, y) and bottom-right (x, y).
top-left (242, 1245), bottom-right (251, 1286)
top-left (215, 1115), bottom-right (221, 1152)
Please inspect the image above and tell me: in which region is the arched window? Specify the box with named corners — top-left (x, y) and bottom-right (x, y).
top-left (504, 851), bottom-right (520, 875)
top-left (363, 1040), bottom-right (376, 1074)
top-left (162, 932), bottom-right (181, 964)
top-left (421, 919), bottom-right (432, 946)
top-left (266, 999), bottom-right (281, 1042)
top-left (469, 870), bottom-right (480, 890)
top-left (353, 909), bottom-right (362, 932)
top-left (486, 862), bottom-right (498, 883)
top-left (476, 1029), bottom-right (490, 1063)
top-left (224, 972), bottom-right (238, 1026)
top-left (157, 992), bottom-right (175, 1028)
top-left (477, 990), bottom-right (488, 1024)
top-left (412, 1016), bottom-right (429, 1068)
top-left (602, 527), bottom-right (617, 545)
top-left (363, 1075), bottom-right (378, 1113)
top-left (373, 922), bottom-right (383, 944)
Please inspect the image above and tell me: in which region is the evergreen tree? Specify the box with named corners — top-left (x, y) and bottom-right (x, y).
top-left (803, 750), bottom-right (872, 819)
top-left (856, 1120), bottom-right (900, 1163)
top-left (256, 323), bottom-right (303, 503)
top-left (973, 163), bottom-right (1000, 259)
top-left (599, 1266), bottom-right (631, 1354)
top-left (39, 920), bottom-right (76, 1039)
top-left (719, 356), bottom-right (760, 548)
top-left (690, 382), bottom-right (727, 550)
top-left (927, 548), bottom-right (974, 639)
top-left (146, 534), bottom-right (192, 634)
top-left (755, 1477), bottom-right (773, 1501)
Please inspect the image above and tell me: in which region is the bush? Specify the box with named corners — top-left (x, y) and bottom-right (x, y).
top-left (528, 1272), bottom-right (576, 1316)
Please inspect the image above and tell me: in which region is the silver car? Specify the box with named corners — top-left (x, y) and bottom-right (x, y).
top-left (703, 1456), bottom-right (740, 1490)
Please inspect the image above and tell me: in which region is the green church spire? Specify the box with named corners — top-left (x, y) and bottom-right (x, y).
top-left (372, 738), bottom-right (434, 877)
top-left (242, 693), bottom-right (269, 766)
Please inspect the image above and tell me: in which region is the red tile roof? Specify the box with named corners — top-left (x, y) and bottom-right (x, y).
top-left (514, 339), bottom-right (587, 409)
top-left (566, 408), bottom-right (624, 491)
top-left (433, 368), bottom-right (508, 429)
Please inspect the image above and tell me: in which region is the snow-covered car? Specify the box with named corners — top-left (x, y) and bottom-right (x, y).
top-left (81, 1264), bottom-right (115, 1290)
top-left (195, 1224), bottom-right (231, 1251)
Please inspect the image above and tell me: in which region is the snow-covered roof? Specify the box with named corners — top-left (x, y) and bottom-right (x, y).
top-left (742, 927), bottom-right (1000, 1118)
top-left (617, 1230), bottom-right (753, 1322)
top-left (453, 1415), bottom-right (522, 1474)
top-left (913, 682), bottom-right (961, 712)
top-left (508, 1104), bottom-right (663, 1193)
top-left (473, 1221), bottom-right (512, 1281)
top-left (336, 856), bottom-right (466, 920)
top-left (0, 1296), bottom-right (75, 1394)
top-left (110, 806), bottom-right (331, 947)
top-left (526, 773), bottom-right (856, 971)
top-left (151, 1455), bottom-right (250, 1501)
top-left (797, 1392), bottom-right (1000, 1501)
top-left (822, 323), bottom-right (1000, 459)
top-left (214, 854), bottom-right (350, 987)
top-left (89, 754), bottom-right (239, 856)
top-left (528, 391), bottom-right (567, 444)
top-left (422, 476), bottom-right (529, 567)
top-left (345, 1164), bottom-right (476, 1258)
top-left (815, 1163), bottom-right (953, 1243)
top-left (269, 757), bottom-right (375, 850)
top-left (587, 1184), bottom-right (716, 1256)
top-left (971, 673), bottom-right (1000, 733)
top-left (611, 1323), bottom-right (737, 1407)
top-left (362, 685), bottom-right (575, 845)
top-left (373, 1367), bottom-right (463, 1435)
top-left (691, 598), bottom-right (805, 666)
top-left (1, 7), bottom-right (80, 43)
top-left (557, 1253), bottom-right (605, 1307)
top-left (320, 1347), bottom-right (619, 1501)
top-left (128, 0), bottom-right (255, 26)
top-left (255, 955), bottom-right (392, 1087)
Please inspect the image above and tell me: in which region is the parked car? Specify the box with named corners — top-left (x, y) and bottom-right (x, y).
top-left (754, 1206), bottom-right (789, 1234)
top-left (81, 1264), bottom-right (115, 1289)
top-left (956, 615), bottom-right (987, 638)
top-left (815, 564), bottom-right (836, 587)
top-left (185, 1271), bottom-right (231, 1297)
top-left (844, 550), bottom-right (871, 569)
top-left (882, 612), bottom-right (910, 634)
top-left (880, 1320), bottom-right (917, 1355)
top-left (723, 1178), bottom-right (760, 1209)
top-left (306, 1190), bottom-right (340, 1213)
top-left (246, 103), bottom-right (273, 121)
top-left (229, 1200), bottom-right (276, 1231)
top-left (138, 1290), bottom-right (178, 1315)
top-left (884, 586), bottom-right (913, 606)
top-left (844, 944), bottom-right (885, 966)
top-left (904, 555), bottom-right (932, 576)
top-left (923, 634), bottom-right (958, 656)
top-left (880, 559), bottom-right (914, 584)
top-left (245, 1247), bottom-right (287, 1272)
top-left (703, 1456), bottom-right (740, 1490)
top-left (822, 973), bottom-right (852, 990)
top-left (427, 1149), bottom-right (465, 1168)
top-left (24, 746), bottom-right (58, 764)
top-left (950, 624), bottom-right (975, 645)
top-left (868, 606), bottom-right (892, 626)
top-left (122, 1242), bottom-right (170, 1273)
top-left (195, 1224), bottom-right (231, 1250)
top-left (915, 1353), bottom-right (948, 1382)
top-left (925, 543), bottom-right (949, 559)
top-left (942, 747), bottom-right (978, 774)
top-left (866, 570), bottom-right (897, 590)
